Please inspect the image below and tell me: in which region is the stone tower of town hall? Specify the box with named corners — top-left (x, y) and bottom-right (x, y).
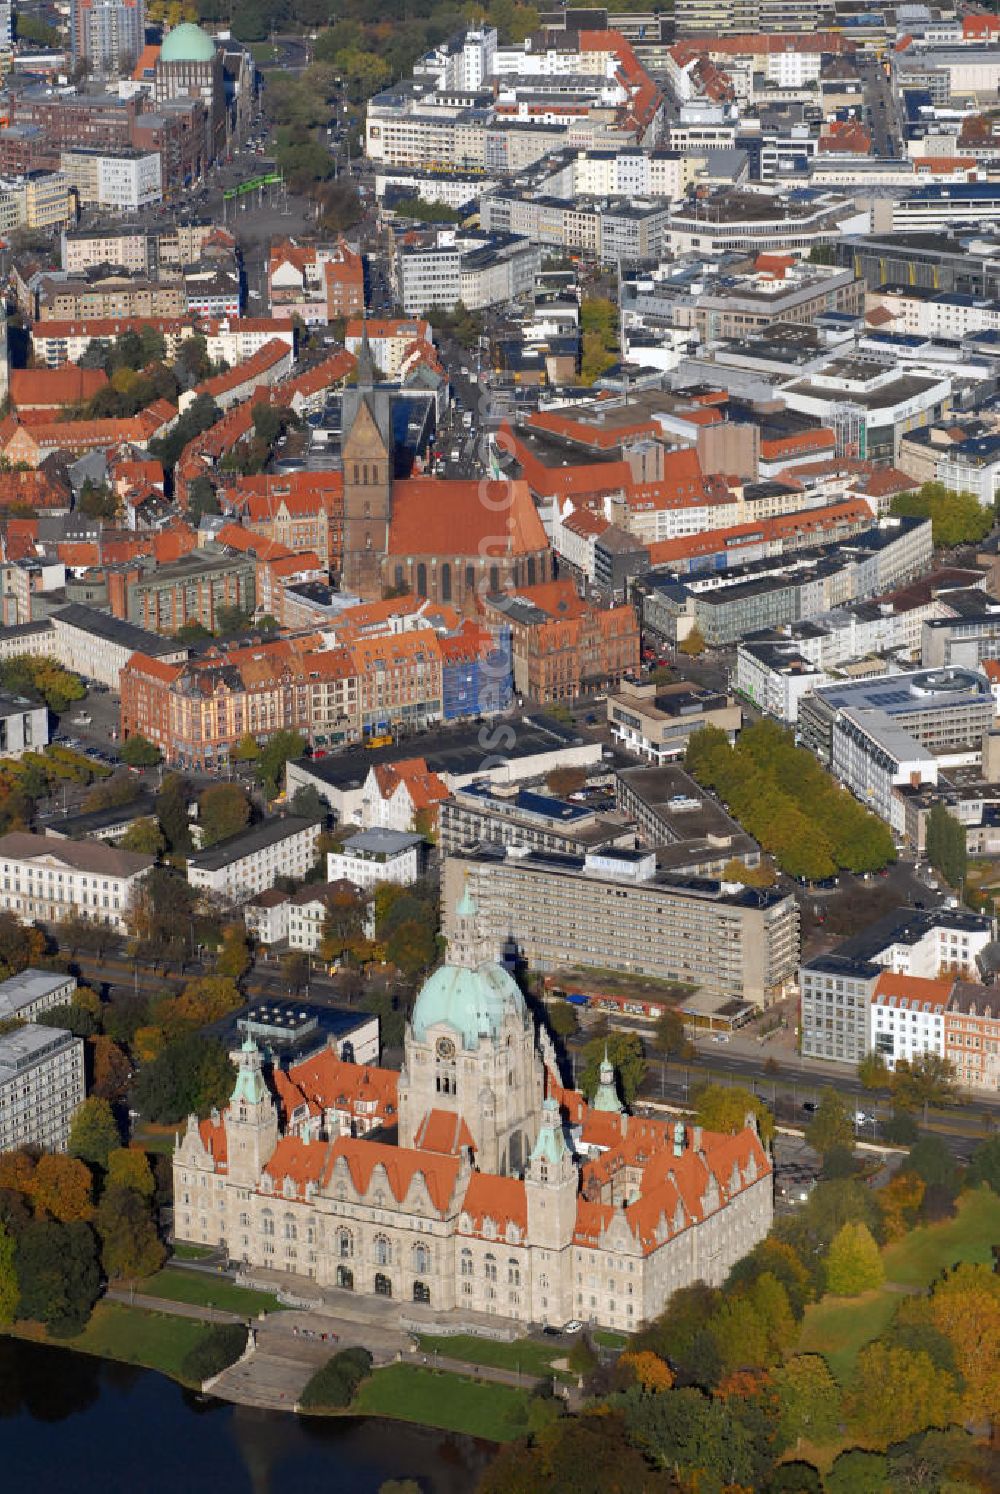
top-left (396, 884), bottom-right (545, 1176)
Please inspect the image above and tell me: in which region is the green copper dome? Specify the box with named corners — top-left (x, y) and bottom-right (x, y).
top-left (412, 960), bottom-right (526, 1050)
top-left (160, 23), bottom-right (216, 63)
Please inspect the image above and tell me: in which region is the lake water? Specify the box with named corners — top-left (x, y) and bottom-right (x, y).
top-left (0, 1338), bottom-right (495, 1493)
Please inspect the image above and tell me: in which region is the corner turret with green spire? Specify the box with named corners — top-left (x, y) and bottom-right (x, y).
top-left (591, 1045), bottom-right (623, 1114)
top-left (231, 1035), bottom-right (268, 1108)
top-left (529, 1096), bottom-right (568, 1167)
top-left (224, 1034), bottom-right (278, 1183)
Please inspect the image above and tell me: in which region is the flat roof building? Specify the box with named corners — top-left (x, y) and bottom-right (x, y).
top-left (187, 817), bottom-right (322, 902)
top-left (0, 1024), bottom-right (85, 1153)
top-left (0, 967), bottom-right (76, 1022)
top-left (442, 844), bottom-right (799, 1006)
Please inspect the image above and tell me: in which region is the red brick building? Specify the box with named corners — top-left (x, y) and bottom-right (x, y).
top-left (119, 652), bottom-right (185, 756)
top-left (484, 578), bottom-right (640, 704)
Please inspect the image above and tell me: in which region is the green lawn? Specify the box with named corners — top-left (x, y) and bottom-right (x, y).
top-left (63, 1302), bottom-right (212, 1384)
top-left (796, 1187), bottom-right (1000, 1384)
top-left (352, 1363), bottom-right (531, 1442)
top-left (796, 1288), bottom-right (899, 1385)
top-left (881, 1186), bottom-right (1000, 1288)
top-left (416, 1332), bottom-right (561, 1378)
top-left (141, 1267), bottom-right (283, 1316)
top-left (170, 1242), bottom-right (216, 1262)
top-left (593, 1330), bottom-right (627, 1350)
top-left (129, 1125), bottom-right (178, 1156)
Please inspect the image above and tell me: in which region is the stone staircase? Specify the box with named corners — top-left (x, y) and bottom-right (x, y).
top-left (205, 1308), bottom-right (410, 1410)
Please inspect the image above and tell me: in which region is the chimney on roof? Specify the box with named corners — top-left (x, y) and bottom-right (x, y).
top-left (692, 1125), bottom-right (703, 1152)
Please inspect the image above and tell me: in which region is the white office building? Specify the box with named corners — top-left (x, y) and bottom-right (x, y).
top-left (831, 707), bottom-right (939, 836)
top-left (327, 829), bottom-right (423, 891)
top-left (61, 148), bottom-right (162, 212)
top-left (0, 832), bottom-right (153, 931)
top-left (188, 817), bottom-right (323, 904)
top-left (0, 693), bottom-right (49, 758)
top-left (0, 968), bottom-right (76, 1022)
top-left (869, 970), bottom-right (949, 1071)
top-left (0, 1025), bottom-right (85, 1153)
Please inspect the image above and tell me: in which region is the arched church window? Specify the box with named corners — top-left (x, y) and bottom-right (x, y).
top-left (374, 1234), bottom-right (392, 1267)
top-left (413, 1243), bottom-right (430, 1274)
top-left (441, 563), bottom-right (452, 602)
top-left (416, 563), bottom-right (427, 597)
top-left (489, 565), bottom-right (500, 593)
top-left (465, 565), bottom-right (475, 591)
top-left (395, 565), bottom-right (404, 589)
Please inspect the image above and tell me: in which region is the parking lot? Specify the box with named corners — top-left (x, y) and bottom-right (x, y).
top-left (52, 682), bottom-right (122, 759)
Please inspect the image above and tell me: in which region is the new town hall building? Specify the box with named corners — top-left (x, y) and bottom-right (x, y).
top-left (174, 892), bottom-right (773, 1331)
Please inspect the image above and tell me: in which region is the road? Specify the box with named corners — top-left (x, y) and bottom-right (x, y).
top-left (631, 1049), bottom-right (992, 1163)
top-left (72, 950), bottom-right (361, 1015)
top-left (858, 55), bottom-right (903, 158)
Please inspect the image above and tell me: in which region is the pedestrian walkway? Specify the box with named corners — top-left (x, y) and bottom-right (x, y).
top-left (106, 1287), bottom-right (242, 1325)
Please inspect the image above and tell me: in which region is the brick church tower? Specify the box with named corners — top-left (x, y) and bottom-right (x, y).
top-left (340, 327), bottom-right (393, 600)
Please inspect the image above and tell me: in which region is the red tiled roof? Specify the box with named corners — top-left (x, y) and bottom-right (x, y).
top-left (388, 477), bottom-right (548, 559)
top-left (324, 1137), bottom-right (460, 1214)
top-left (288, 1050), bottom-right (398, 1122)
top-left (526, 408), bottom-right (659, 450)
top-left (760, 428), bottom-right (835, 461)
top-left (872, 972), bottom-right (955, 1012)
top-left (10, 367), bottom-right (108, 409)
top-left (459, 1171), bottom-right (527, 1237)
top-left (413, 1109), bottom-right (476, 1155)
top-left (123, 651), bottom-right (185, 684)
top-left (198, 1116), bottom-right (227, 1168)
top-left (819, 119), bottom-right (872, 154)
top-left (646, 499), bottom-right (871, 566)
top-left (194, 339), bottom-right (290, 401)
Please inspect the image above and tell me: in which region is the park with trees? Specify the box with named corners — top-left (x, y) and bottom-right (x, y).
top-left (890, 482), bottom-right (995, 550)
top-left (686, 720), bottom-right (896, 880)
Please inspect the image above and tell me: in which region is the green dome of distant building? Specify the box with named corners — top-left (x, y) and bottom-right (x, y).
top-left (160, 22), bottom-right (216, 63)
top-left (411, 961), bottom-right (526, 1050)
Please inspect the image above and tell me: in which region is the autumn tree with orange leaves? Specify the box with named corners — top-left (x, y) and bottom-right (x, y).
top-left (620, 1350), bottom-right (673, 1393)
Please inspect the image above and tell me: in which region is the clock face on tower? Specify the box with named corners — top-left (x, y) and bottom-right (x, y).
top-left (436, 1036), bottom-right (456, 1060)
